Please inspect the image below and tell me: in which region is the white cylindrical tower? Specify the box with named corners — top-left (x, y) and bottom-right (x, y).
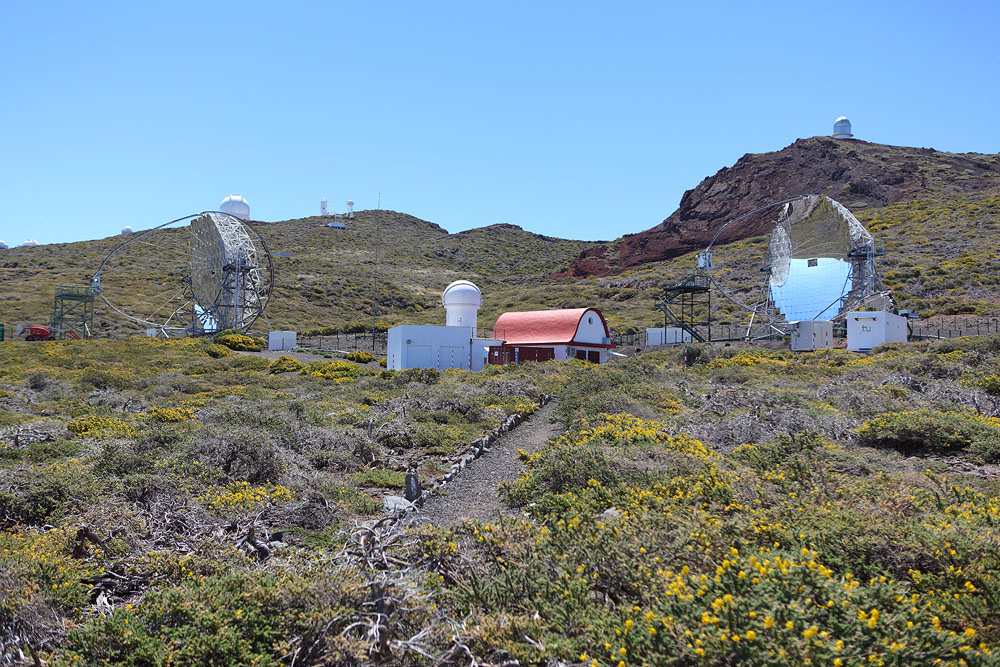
top-left (442, 280), bottom-right (482, 330)
top-left (121, 226), bottom-right (133, 235)
top-left (220, 194), bottom-right (251, 220)
top-left (320, 198), bottom-right (329, 216)
top-left (832, 116), bottom-right (853, 139)
top-left (346, 199), bottom-right (354, 218)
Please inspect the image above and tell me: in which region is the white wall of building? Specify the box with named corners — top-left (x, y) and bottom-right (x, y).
top-left (790, 321), bottom-right (833, 351)
top-left (646, 327), bottom-right (693, 346)
top-left (388, 325), bottom-right (498, 371)
top-left (268, 331), bottom-right (297, 351)
top-left (847, 312), bottom-right (907, 352)
top-left (573, 309), bottom-right (611, 345)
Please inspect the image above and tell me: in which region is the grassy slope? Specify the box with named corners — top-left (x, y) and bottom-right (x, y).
top-left (2, 337), bottom-right (1000, 663)
top-left (0, 211), bottom-right (598, 336)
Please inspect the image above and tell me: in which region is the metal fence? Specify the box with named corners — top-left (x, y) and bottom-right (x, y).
top-left (298, 331), bottom-right (388, 356)
top-left (612, 325), bottom-right (751, 348)
top-left (910, 318), bottom-right (1000, 339)
top-left (613, 318), bottom-right (1000, 348)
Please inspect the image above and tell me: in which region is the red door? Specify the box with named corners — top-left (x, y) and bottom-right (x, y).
top-left (516, 347), bottom-right (554, 362)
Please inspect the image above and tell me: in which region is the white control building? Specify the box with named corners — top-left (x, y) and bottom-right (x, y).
top-left (387, 280), bottom-right (501, 371)
top-left (847, 311), bottom-right (907, 352)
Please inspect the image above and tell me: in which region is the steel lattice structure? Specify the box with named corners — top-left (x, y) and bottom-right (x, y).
top-left (699, 195), bottom-right (891, 340)
top-left (92, 212), bottom-right (273, 336)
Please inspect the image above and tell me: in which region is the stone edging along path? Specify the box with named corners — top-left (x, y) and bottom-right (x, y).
top-left (379, 394), bottom-right (555, 523)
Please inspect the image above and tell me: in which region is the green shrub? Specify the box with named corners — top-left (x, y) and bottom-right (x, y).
top-left (353, 468), bottom-right (406, 487)
top-left (57, 571), bottom-right (365, 665)
top-left (205, 343), bottom-right (231, 359)
top-left (855, 410), bottom-right (1000, 460)
top-left (395, 367), bottom-right (439, 385)
top-left (0, 459), bottom-right (101, 526)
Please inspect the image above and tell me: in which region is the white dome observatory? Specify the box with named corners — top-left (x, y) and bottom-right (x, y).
top-left (21, 239), bottom-right (39, 247)
top-left (832, 116), bottom-right (853, 139)
top-left (220, 194), bottom-right (251, 220)
top-left (121, 226), bottom-right (133, 235)
top-left (442, 280), bottom-right (482, 329)
top-left (0, 241), bottom-right (8, 250)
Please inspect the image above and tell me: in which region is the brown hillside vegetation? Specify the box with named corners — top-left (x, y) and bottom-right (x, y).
top-left (561, 137), bottom-right (1000, 276)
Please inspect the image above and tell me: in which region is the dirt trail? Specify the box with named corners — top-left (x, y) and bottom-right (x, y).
top-left (407, 400), bottom-right (561, 527)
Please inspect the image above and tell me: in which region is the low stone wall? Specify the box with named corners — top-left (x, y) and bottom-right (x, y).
top-left (380, 394), bottom-right (554, 519)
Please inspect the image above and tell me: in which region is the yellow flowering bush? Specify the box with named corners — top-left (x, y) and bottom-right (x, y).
top-left (147, 407), bottom-right (196, 422)
top-left (267, 355), bottom-right (305, 374)
top-left (706, 348), bottom-right (790, 369)
top-left (302, 359), bottom-right (374, 382)
top-left (67, 415), bottom-right (135, 439)
top-left (193, 481), bottom-right (294, 512)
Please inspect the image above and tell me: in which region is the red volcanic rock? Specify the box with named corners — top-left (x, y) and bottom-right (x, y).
top-left (555, 137), bottom-right (1000, 277)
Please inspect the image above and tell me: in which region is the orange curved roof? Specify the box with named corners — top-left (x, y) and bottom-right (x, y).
top-left (494, 307), bottom-right (612, 347)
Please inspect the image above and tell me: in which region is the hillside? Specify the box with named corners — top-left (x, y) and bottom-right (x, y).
top-left (0, 212), bottom-right (599, 336)
top-left (561, 137), bottom-right (1000, 276)
top-left (4, 138), bottom-right (1000, 341)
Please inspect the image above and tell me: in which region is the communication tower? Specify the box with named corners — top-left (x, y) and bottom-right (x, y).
top-left (346, 199), bottom-right (354, 218)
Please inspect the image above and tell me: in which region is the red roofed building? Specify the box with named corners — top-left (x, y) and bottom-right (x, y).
top-left (489, 307), bottom-right (614, 365)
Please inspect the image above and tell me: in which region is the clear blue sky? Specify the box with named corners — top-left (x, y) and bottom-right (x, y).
top-left (2, 0), bottom-right (998, 246)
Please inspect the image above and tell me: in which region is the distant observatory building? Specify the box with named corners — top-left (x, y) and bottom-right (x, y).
top-left (832, 116), bottom-right (854, 139)
top-left (0, 240), bottom-right (7, 250)
top-left (220, 194), bottom-right (251, 220)
top-left (346, 200), bottom-right (355, 219)
top-left (21, 239), bottom-right (39, 247)
top-left (320, 198), bottom-right (329, 216)
top-left (121, 226), bottom-right (133, 235)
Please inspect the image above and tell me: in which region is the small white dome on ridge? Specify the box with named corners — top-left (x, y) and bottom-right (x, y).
top-left (0, 240), bottom-right (8, 249)
top-left (121, 226), bottom-right (133, 235)
top-left (21, 239), bottom-right (39, 247)
top-left (220, 194), bottom-right (251, 220)
top-left (833, 116), bottom-right (853, 139)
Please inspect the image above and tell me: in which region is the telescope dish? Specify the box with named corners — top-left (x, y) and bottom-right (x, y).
top-left (93, 212), bottom-right (273, 336)
top-left (705, 195), bottom-right (889, 335)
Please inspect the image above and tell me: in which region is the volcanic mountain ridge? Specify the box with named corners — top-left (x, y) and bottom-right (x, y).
top-left (559, 136), bottom-right (1000, 277)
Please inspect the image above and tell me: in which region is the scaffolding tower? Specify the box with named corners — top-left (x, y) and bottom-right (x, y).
top-left (51, 285), bottom-right (94, 340)
top-left (656, 273), bottom-right (712, 342)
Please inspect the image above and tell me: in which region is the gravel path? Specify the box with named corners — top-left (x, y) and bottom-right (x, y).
top-left (407, 400), bottom-right (561, 527)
